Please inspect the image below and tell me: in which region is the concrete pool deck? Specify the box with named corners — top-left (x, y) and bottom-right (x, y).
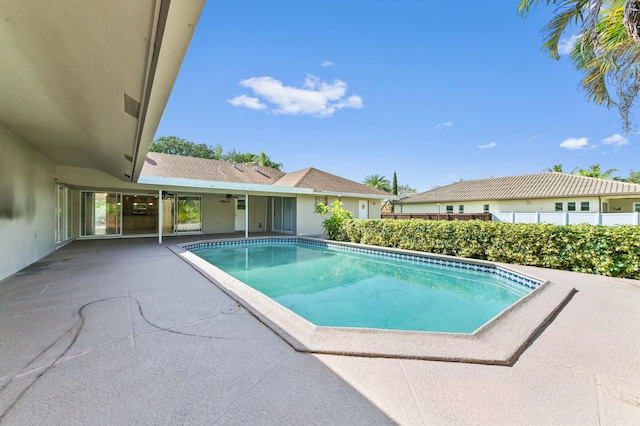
top-left (1, 236), bottom-right (639, 424)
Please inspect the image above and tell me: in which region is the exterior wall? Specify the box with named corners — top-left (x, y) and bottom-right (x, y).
top-left (296, 194), bottom-right (327, 235)
top-left (247, 195), bottom-right (269, 232)
top-left (368, 199), bottom-right (382, 219)
top-left (296, 195), bottom-right (383, 236)
top-left (608, 198), bottom-right (640, 212)
top-left (201, 193), bottom-right (234, 234)
top-left (0, 127), bottom-right (57, 281)
top-left (397, 196), bottom-right (604, 215)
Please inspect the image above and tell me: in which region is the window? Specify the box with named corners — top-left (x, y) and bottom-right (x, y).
top-left (581, 201), bottom-right (590, 211)
top-left (458, 205), bottom-right (464, 213)
top-left (634, 203), bottom-right (640, 212)
top-left (567, 202), bottom-right (576, 211)
top-left (555, 202), bottom-right (563, 212)
top-left (446, 205), bottom-right (453, 213)
top-left (483, 204), bottom-right (490, 213)
top-left (314, 196), bottom-right (328, 207)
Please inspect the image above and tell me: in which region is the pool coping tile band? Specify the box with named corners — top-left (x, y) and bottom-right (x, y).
top-left (171, 237), bottom-right (576, 365)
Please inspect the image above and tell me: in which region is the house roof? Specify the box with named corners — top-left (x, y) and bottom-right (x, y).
top-left (395, 172), bottom-right (640, 204)
top-left (141, 152), bottom-right (391, 198)
top-left (142, 152), bottom-right (286, 185)
top-left (273, 168), bottom-right (391, 196)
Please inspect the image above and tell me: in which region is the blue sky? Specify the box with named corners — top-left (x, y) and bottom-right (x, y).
top-left (155, 1), bottom-right (639, 192)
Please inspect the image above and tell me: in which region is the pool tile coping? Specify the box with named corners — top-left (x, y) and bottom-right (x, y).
top-left (171, 237), bottom-right (576, 365)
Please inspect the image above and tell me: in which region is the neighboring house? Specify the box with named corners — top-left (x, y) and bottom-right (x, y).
top-left (393, 172), bottom-right (640, 215)
top-left (0, 2), bottom-right (388, 281)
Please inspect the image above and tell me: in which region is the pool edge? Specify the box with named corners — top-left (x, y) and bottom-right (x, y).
top-left (170, 237), bottom-right (576, 366)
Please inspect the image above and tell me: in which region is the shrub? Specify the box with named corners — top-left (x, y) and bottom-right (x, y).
top-left (315, 200), bottom-right (353, 241)
top-left (338, 219), bottom-right (640, 279)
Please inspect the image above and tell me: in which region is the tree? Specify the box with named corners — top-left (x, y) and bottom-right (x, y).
top-left (397, 184), bottom-right (417, 196)
top-left (363, 174), bottom-right (392, 193)
top-left (392, 171), bottom-right (398, 195)
top-left (257, 150), bottom-right (283, 170)
top-left (545, 164), bottom-right (564, 173)
top-left (519, 0), bottom-right (640, 132)
top-left (151, 136), bottom-right (284, 170)
top-left (221, 149), bottom-right (283, 170)
top-left (222, 150), bottom-right (256, 164)
top-left (624, 169), bottom-right (640, 183)
top-left (572, 164), bottom-right (618, 179)
top-left (150, 136), bottom-right (222, 159)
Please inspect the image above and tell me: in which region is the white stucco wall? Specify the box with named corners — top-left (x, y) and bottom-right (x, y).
top-left (296, 195), bottom-right (324, 235)
top-left (295, 195), bottom-right (383, 236)
top-left (397, 197), bottom-right (604, 214)
top-left (0, 127), bottom-right (57, 281)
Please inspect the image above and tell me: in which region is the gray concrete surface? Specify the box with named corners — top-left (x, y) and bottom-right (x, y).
top-left (1, 236), bottom-right (639, 425)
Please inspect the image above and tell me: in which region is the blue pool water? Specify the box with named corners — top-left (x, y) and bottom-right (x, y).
top-left (191, 241), bottom-right (534, 333)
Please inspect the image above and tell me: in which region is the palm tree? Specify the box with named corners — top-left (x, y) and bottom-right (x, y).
top-left (519, 0), bottom-right (640, 132)
top-left (363, 174), bottom-right (392, 193)
top-left (257, 150), bottom-right (283, 170)
top-left (545, 164), bottom-right (564, 173)
top-left (572, 164), bottom-right (618, 179)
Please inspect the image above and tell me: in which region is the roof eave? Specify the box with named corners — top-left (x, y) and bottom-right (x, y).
top-left (130, 1), bottom-right (206, 182)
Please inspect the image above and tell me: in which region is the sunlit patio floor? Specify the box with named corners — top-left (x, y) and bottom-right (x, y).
top-left (1, 235), bottom-right (638, 425)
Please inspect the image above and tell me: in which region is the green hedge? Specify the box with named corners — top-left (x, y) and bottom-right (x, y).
top-left (340, 219), bottom-right (640, 279)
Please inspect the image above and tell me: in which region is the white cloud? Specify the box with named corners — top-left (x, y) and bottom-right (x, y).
top-left (321, 60), bottom-right (334, 67)
top-left (478, 142), bottom-right (497, 149)
top-left (435, 121), bottom-right (453, 129)
top-left (227, 94), bottom-right (266, 110)
top-left (558, 34), bottom-right (578, 55)
top-left (602, 133), bottom-right (628, 146)
top-left (228, 75), bottom-right (363, 117)
top-left (560, 137), bottom-right (590, 150)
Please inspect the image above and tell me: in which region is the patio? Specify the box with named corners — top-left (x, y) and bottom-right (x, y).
top-left (1, 236), bottom-right (639, 425)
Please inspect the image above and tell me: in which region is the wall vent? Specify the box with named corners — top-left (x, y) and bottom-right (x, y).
top-left (123, 94), bottom-right (140, 119)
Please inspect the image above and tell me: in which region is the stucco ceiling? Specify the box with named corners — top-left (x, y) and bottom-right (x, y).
top-left (0, 0), bottom-right (205, 181)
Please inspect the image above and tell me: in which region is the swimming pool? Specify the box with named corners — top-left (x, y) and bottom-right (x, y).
top-left (174, 237), bottom-right (574, 364)
top-left (190, 240), bottom-right (534, 333)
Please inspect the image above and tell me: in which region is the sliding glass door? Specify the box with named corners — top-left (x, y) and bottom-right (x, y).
top-left (80, 191), bottom-right (202, 237)
top-left (80, 192), bottom-right (122, 236)
top-left (175, 196), bottom-right (202, 232)
top-left (272, 197), bottom-right (294, 233)
top-left (55, 185), bottom-right (71, 243)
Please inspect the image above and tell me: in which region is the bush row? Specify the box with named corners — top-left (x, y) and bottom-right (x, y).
top-left (340, 219), bottom-right (640, 279)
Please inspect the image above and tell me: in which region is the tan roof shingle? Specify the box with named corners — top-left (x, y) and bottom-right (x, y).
top-left (396, 172), bottom-right (640, 204)
top-left (142, 152), bottom-right (286, 185)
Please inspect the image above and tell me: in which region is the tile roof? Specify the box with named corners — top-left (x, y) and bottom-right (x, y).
top-left (141, 152), bottom-right (390, 197)
top-left (396, 172), bottom-right (640, 204)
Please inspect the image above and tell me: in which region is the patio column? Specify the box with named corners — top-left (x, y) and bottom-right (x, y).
top-left (245, 194), bottom-right (249, 238)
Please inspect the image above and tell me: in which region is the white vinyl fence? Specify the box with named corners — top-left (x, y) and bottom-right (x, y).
top-left (492, 212), bottom-right (640, 226)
